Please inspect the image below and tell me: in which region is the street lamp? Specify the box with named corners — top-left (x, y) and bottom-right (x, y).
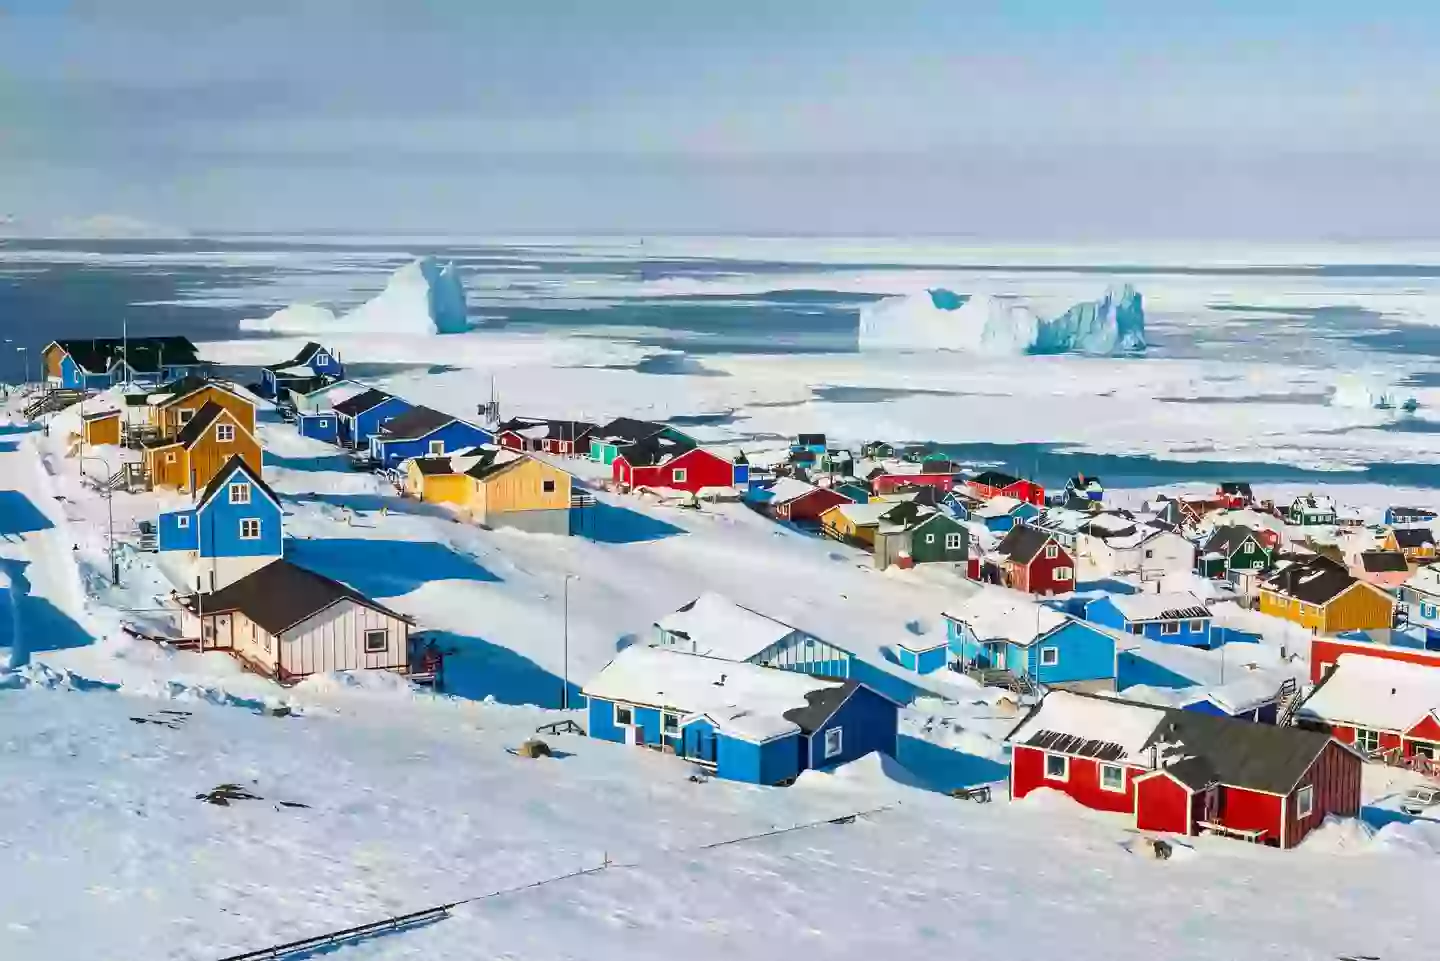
top-left (78, 454), bottom-right (119, 586)
top-left (562, 573), bottom-right (579, 710)
top-left (15, 346), bottom-right (27, 391)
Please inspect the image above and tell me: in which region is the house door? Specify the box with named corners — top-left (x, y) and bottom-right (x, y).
top-left (685, 727), bottom-right (718, 764)
top-left (1201, 786), bottom-right (1221, 827)
top-left (213, 613), bottom-right (234, 649)
top-left (988, 644), bottom-right (1006, 670)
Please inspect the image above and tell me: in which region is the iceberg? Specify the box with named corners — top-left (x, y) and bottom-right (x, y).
top-left (858, 284), bottom-right (1146, 355)
top-left (241, 256), bottom-right (469, 335)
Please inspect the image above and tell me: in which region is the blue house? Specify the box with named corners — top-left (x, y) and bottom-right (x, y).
top-left (583, 646), bottom-right (899, 785)
top-left (1064, 474), bottom-right (1105, 503)
top-left (944, 599), bottom-right (1117, 690)
top-left (44, 337), bottom-right (207, 390)
top-left (1084, 592), bottom-right (1214, 648)
top-left (258, 342), bottom-right (345, 399)
top-left (297, 411), bottom-right (341, 444)
top-left (368, 406), bottom-right (493, 468)
top-left (941, 490), bottom-right (981, 521)
top-left (791, 433), bottom-right (828, 456)
top-left (156, 454), bottom-right (284, 593)
top-left (332, 388), bottom-right (412, 450)
top-left (895, 638), bottom-right (948, 674)
top-left (654, 592), bottom-right (856, 678)
top-left (974, 496), bottom-right (1040, 533)
top-left (1386, 506), bottom-right (1438, 526)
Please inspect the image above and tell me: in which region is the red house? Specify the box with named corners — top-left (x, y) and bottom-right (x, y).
top-left (871, 472), bottom-right (958, 496)
top-left (1009, 691), bottom-right (1361, 849)
top-left (613, 445), bottom-right (737, 494)
top-left (764, 477), bottom-right (853, 524)
top-left (1296, 653), bottom-right (1440, 768)
top-left (1308, 637), bottom-right (1440, 686)
top-left (496, 418), bottom-right (596, 456)
top-left (987, 526), bottom-right (1074, 595)
top-left (968, 470), bottom-right (1045, 507)
top-left (494, 417), bottom-right (551, 452)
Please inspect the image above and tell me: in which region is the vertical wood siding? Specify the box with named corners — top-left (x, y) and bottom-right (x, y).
top-left (280, 600), bottom-right (409, 677)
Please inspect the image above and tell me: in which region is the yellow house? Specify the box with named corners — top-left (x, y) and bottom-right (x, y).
top-left (150, 380), bottom-right (257, 440)
top-left (819, 502), bottom-right (889, 546)
top-left (466, 453), bottom-right (572, 535)
top-left (1392, 527), bottom-right (1438, 564)
top-left (1258, 556), bottom-right (1395, 634)
top-left (79, 409), bottom-right (122, 447)
top-left (405, 456), bottom-right (471, 505)
top-left (142, 401), bottom-right (262, 492)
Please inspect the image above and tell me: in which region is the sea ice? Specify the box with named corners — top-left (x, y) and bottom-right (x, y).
top-left (1330, 374), bottom-right (1418, 411)
top-left (240, 256), bottom-right (469, 335)
top-left (858, 284), bottom-right (1146, 355)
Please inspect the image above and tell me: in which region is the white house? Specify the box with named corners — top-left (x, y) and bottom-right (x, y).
top-left (1075, 517), bottom-right (1194, 581)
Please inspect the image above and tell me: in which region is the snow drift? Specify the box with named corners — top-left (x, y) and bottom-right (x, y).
top-left (858, 284), bottom-right (1146, 355)
top-left (241, 256), bottom-right (469, 335)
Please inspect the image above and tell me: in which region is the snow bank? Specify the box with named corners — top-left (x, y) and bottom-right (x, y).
top-left (1330, 374), bottom-right (1417, 411)
top-left (241, 256), bottom-right (470, 335)
top-left (858, 284), bottom-right (1146, 355)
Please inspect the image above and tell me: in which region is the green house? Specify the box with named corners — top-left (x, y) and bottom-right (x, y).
top-left (1199, 525), bottom-right (1271, 577)
top-left (905, 511), bottom-right (969, 564)
top-left (588, 419), bottom-right (695, 465)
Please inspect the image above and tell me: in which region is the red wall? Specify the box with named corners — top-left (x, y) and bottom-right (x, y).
top-left (1216, 786), bottom-right (1282, 846)
top-left (1408, 714), bottom-right (1440, 743)
top-left (497, 431), bottom-right (527, 451)
top-left (1284, 740), bottom-right (1362, 849)
top-left (872, 473), bottom-right (956, 495)
top-left (1021, 543), bottom-right (1076, 596)
top-left (614, 449), bottom-right (734, 494)
top-left (777, 488), bottom-right (852, 523)
top-left (1135, 773), bottom-right (1191, 834)
top-left (1010, 745), bottom-right (1137, 813)
top-left (1004, 479), bottom-right (1046, 506)
top-left (1309, 638), bottom-right (1440, 685)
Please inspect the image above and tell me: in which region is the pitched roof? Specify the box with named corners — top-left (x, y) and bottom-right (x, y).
top-left (54, 337), bottom-right (201, 374)
top-left (1360, 551), bottom-right (1409, 573)
top-left (545, 419), bottom-right (596, 441)
top-left (764, 477), bottom-right (822, 505)
top-left (332, 388), bottom-right (395, 417)
top-left (197, 454), bottom-right (280, 510)
top-left (1219, 482), bottom-right (1253, 497)
top-left (463, 447), bottom-right (528, 481)
top-left (825, 502), bottom-right (892, 527)
top-left (1393, 527), bottom-right (1436, 549)
top-left (970, 469), bottom-right (1020, 489)
top-left (616, 434), bottom-right (699, 468)
top-left (374, 406), bottom-right (456, 441)
top-left (596, 417), bottom-right (666, 444)
top-left (191, 559), bottom-right (410, 635)
top-left (149, 374), bottom-right (214, 405)
top-left (1263, 555), bottom-right (1363, 605)
top-left (974, 495), bottom-right (1026, 519)
top-left (1299, 653), bottom-right (1440, 733)
top-left (411, 456), bottom-right (458, 476)
top-left (943, 593), bottom-right (1069, 645)
top-left (993, 524), bottom-right (1055, 564)
top-left (174, 401), bottom-right (239, 448)
top-left (1204, 524), bottom-right (1263, 557)
top-left (264, 341), bottom-right (323, 371)
top-left (655, 593), bottom-right (802, 662)
top-left (1102, 592), bottom-right (1211, 623)
top-left (795, 433), bottom-right (826, 446)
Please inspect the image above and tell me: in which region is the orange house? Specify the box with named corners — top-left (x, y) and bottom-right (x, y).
top-left (143, 400), bottom-right (261, 492)
top-left (150, 379), bottom-right (256, 440)
top-left (79, 410), bottom-right (122, 447)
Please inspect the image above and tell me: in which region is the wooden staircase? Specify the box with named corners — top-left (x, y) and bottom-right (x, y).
top-left (23, 389), bottom-right (84, 419)
top-left (1274, 677), bottom-right (1303, 726)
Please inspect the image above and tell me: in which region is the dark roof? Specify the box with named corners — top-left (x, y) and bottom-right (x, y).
top-left (411, 456), bottom-right (457, 476)
top-left (82, 409), bottom-right (120, 421)
top-left (198, 454), bottom-right (279, 509)
top-left (192, 559), bottom-right (410, 635)
top-left (175, 401), bottom-right (231, 448)
top-left (878, 500), bottom-right (926, 527)
top-left (1141, 705), bottom-right (1336, 795)
top-left (495, 417), bottom-right (548, 434)
top-left (1063, 492), bottom-right (1103, 513)
top-left (1068, 474), bottom-right (1103, 487)
top-left (545, 420), bottom-right (596, 441)
top-left (124, 393), bottom-right (151, 407)
top-left (1264, 555), bottom-right (1359, 605)
top-left (617, 435), bottom-right (694, 468)
top-left (375, 406), bottom-right (455, 441)
top-left (1204, 525), bottom-right (1263, 557)
top-left (282, 375), bottom-right (330, 396)
top-left (994, 524), bottom-right (1054, 565)
top-left (781, 679), bottom-right (861, 735)
top-left (464, 448), bottom-right (526, 481)
top-left (332, 388), bottom-right (394, 417)
top-left (597, 417), bottom-right (666, 443)
top-left (152, 374), bottom-right (214, 403)
top-left (1360, 550), bottom-right (1409, 573)
top-left (264, 341), bottom-right (323, 371)
top-left (1389, 506), bottom-right (1436, 518)
top-left (1393, 527), bottom-right (1436, 549)
top-left (1020, 728), bottom-right (1130, 762)
top-left (54, 337), bottom-right (201, 374)
top-left (920, 459), bottom-right (954, 474)
top-left (795, 433), bottom-right (826, 446)
top-left (1219, 482), bottom-right (1254, 497)
top-left (971, 470), bottom-right (1020, 489)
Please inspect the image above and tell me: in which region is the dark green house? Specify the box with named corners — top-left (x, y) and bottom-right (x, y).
top-left (906, 511), bottom-right (969, 564)
top-left (1198, 525), bottom-right (1272, 577)
top-left (587, 418), bottom-right (695, 465)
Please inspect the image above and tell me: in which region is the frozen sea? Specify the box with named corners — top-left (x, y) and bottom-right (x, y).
top-left (7, 234), bottom-right (1440, 487)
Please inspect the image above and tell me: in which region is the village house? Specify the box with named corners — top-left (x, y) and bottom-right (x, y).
top-left (944, 596), bottom-right (1116, 692)
top-left (1217, 482), bottom-right (1255, 509)
top-left (1076, 516), bottom-right (1194, 580)
top-left (1258, 555), bottom-right (1395, 635)
top-left (1307, 634), bottom-right (1440, 684)
top-left (895, 637), bottom-right (949, 675)
top-left (257, 341), bottom-right (344, 399)
top-left (1399, 562), bottom-right (1440, 640)
top-left (1084, 592), bottom-right (1215, 648)
top-left (791, 433), bottom-right (827, 456)
top-left (157, 455), bottom-right (283, 593)
top-left (940, 489), bottom-right (983, 520)
top-left (1197, 524), bottom-right (1274, 578)
top-left (404, 454), bottom-right (475, 505)
top-left (1008, 690), bottom-right (1361, 849)
top-left (967, 469), bottom-right (1046, 506)
top-left (142, 400), bottom-right (262, 493)
top-left (43, 337), bottom-right (208, 390)
top-left (1352, 550), bottom-right (1411, 590)
top-left (80, 408), bottom-right (122, 447)
top-left (1385, 506), bottom-right (1438, 526)
top-left (538, 420), bottom-right (596, 456)
top-left (1064, 474), bottom-right (1105, 503)
top-left (653, 592), bottom-right (857, 678)
top-left (983, 526), bottom-right (1075, 595)
top-left (860, 440), bottom-right (895, 459)
top-left (1026, 506), bottom-right (1094, 550)
top-left (588, 418), bottom-right (695, 465)
top-left (1285, 494), bottom-right (1337, 527)
top-left (464, 450), bottom-right (573, 534)
top-left (180, 558), bottom-right (417, 684)
top-left (819, 502), bottom-right (890, 546)
top-left (973, 495), bottom-right (1039, 533)
top-left (369, 406), bottom-right (493, 467)
top-left (1389, 527), bottom-right (1437, 564)
top-left (613, 442), bottom-right (740, 495)
top-left (833, 481), bottom-right (872, 504)
top-left (759, 477), bottom-right (853, 525)
top-left (582, 646), bottom-right (898, 785)
top-left (494, 417), bottom-right (553, 452)
top-left (870, 465), bottom-right (959, 497)
top-left (147, 377), bottom-right (256, 440)
top-left (1296, 654), bottom-right (1440, 769)
top-left (289, 377), bottom-right (365, 414)
top-left (332, 388), bottom-right (414, 450)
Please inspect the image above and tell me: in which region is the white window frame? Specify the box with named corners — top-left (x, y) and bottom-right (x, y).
top-left (1354, 727), bottom-right (1381, 754)
top-left (925, 533), bottom-right (935, 544)
top-left (1053, 566), bottom-right (1072, 581)
top-left (177, 408), bottom-right (195, 423)
top-left (363, 628), bottom-right (388, 654)
top-left (315, 350), bottom-right (330, 366)
top-left (1296, 784), bottom-right (1315, 819)
top-left (176, 514), bottom-right (190, 529)
top-left (1129, 623), bottom-right (1144, 635)
top-left (823, 727), bottom-right (843, 759)
top-left (614, 702), bottom-right (634, 727)
top-left (1039, 646), bottom-right (1059, 667)
top-left (1044, 543), bottom-right (1059, 559)
top-left (239, 518), bottom-right (262, 540)
top-left (1189, 619), bottom-right (1205, 632)
top-left (229, 482), bottom-right (250, 505)
top-left (945, 532), bottom-right (962, 550)
top-left (318, 419), bottom-right (329, 428)
top-left (165, 451), bottom-right (177, 464)
top-left (428, 440), bottom-right (445, 456)
top-left (216, 423), bottom-right (235, 443)
top-left (672, 467), bottom-right (687, 484)
top-left (662, 711), bottom-right (680, 735)
top-left (1099, 764), bottom-right (1126, 793)
top-left (1043, 752), bottom-right (1069, 781)
top-left (1160, 621), bottom-right (1180, 635)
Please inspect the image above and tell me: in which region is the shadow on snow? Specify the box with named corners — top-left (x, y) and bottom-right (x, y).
top-left (894, 734), bottom-right (1009, 794)
top-left (426, 629), bottom-right (582, 708)
top-left (285, 491), bottom-right (459, 522)
top-left (286, 538), bottom-right (500, 598)
top-left (0, 490), bottom-right (54, 539)
top-left (265, 450), bottom-right (359, 473)
top-left (0, 557), bottom-right (93, 664)
top-left (572, 501), bottom-right (685, 544)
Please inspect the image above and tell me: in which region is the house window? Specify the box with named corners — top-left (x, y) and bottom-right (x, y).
top-left (1251, 560), bottom-right (1264, 569)
top-left (614, 703), bottom-right (634, 726)
top-left (1128, 623), bottom-right (1144, 635)
top-left (1039, 646), bottom-right (1059, 667)
top-left (176, 515), bottom-right (190, 529)
top-left (662, 712), bottom-right (679, 735)
top-left (165, 452), bottom-right (177, 464)
top-left (1354, 728), bottom-right (1382, 754)
top-left (672, 468), bottom-right (687, 484)
top-left (1044, 543), bottom-right (1058, 559)
top-left (1144, 549), bottom-right (1154, 559)
top-left (216, 424), bottom-right (235, 443)
top-left (1161, 621), bottom-right (1179, 635)
top-left (240, 519), bottom-right (262, 540)
top-left (229, 482), bottom-right (251, 505)
top-left (315, 351), bottom-right (330, 365)
top-left (1100, 764), bottom-right (1125, 793)
top-left (1189, 619), bottom-right (1205, 632)
top-left (363, 629), bottom-right (388, 653)
top-left (824, 727), bottom-right (843, 759)
top-left (1296, 784), bottom-right (1315, 819)
top-left (925, 533), bottom-right (935, 544)
top-left (318, 419), bottom-right (329, 428)
top-left (543, 480), bottom-right (556, 493)
top-left (1044, 753), bottom-right (1068, 781)
top-left (1053, 567), bottom-right (1072, 581)
top-left (429, 440), bottom-right (445, 455)
top-left (178, 408), bottom-right (194, 423)
top-left (945, 533), bottom-right (962, 550)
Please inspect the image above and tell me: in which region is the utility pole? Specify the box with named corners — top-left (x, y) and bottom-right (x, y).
top-left (78, 455), bottom-right (118, 585)
top-left (562, 573), bottom-right (578, 710)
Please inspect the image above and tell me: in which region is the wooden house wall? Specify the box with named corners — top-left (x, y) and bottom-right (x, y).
top-left (1284, 740), bottom-right (1361, 848)
top-left (1320, 582), bottom-right (1396, 634)
top-left (1134, 772), bottom-right (1192, 834)
top-left (476, 457), bottom-right (571, 514)
top-left (82, 414), bottom-right (121, 446)
top-left (156, 386), bottom-right (256, 438)
top-left (280, 600), bottom-right (409, 677)
top-left (185, 413), bottom-right (262, 492)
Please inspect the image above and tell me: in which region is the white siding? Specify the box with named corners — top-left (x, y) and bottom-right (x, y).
top-left (279, 600), bottom-right (409, 677)
top-left (230, 612), bottom-right (278, 673)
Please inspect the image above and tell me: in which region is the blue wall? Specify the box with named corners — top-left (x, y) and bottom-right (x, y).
top-left (193, 469), bottom-right (284, 559)
top-left (848, 658), bottom-right (926, 704)
top-left (1022, 621), bottom-right (1116, 685)
top-left (720, 734), bottom-right (802, 785)
top-left (898, 644), bottom-right (946, 674)
top-left (299, 413), bottom-right (340, 443)
top-left (157, 509), bottom-right (198, 551)
top-left (347, 396), bottom-right (414, 448)
top-left (1115, 650), bottom-right (1198, 690)
top-left (806, 686), bottom-right (898, 771)
top-left (1085, 597), bottom-right (1213, 649)
top-left (373, 420), bottom-right (493, 467)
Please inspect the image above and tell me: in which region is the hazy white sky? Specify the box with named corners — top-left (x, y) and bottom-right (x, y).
top-left (2, 1), bottom-right (1438, 237)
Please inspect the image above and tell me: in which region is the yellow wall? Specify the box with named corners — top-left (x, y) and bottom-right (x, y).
top-left (145, 444), bottom-right (187, 489)
top-left (82, 414), bottom-right (121, 446)
top-left (146, 410), bottom-right (260, 491)
top-left (820, 507), bottom-right (876, 545)
top-left (155, 385), bottom-right (257, 438)
top-left (471, 457), bottom-right (570, 518)
top-left (406, 465), bottom-right (471, 505)
top-left (1321, 582), bottom-right (1396, 633)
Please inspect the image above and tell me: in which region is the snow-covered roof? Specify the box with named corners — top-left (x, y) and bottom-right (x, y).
top-left (1298, 653), bottom-right (1440, 733)
top-left (943, 590), bottom-right (1068, 645)
top-left (764, 477), bottom-right (819, 505)
top-left (655, 592), bottom-right (800, 662)
top-left (974, 495), bottom-right (1024, 519)
top-left (582, 646), bottom-right (846, 743)
top-left (1008, 690), bottom-right (1167, 761)
top-left (1406, 563), bottom-right (1440, 597)
top-left (827, 503), bottom-right (892, 526)
top-left (1103, 591), bottom-right (1211, 623)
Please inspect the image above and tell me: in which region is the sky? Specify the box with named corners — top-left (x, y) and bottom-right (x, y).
top-left (1, 1), bottom-right (1439, 238)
